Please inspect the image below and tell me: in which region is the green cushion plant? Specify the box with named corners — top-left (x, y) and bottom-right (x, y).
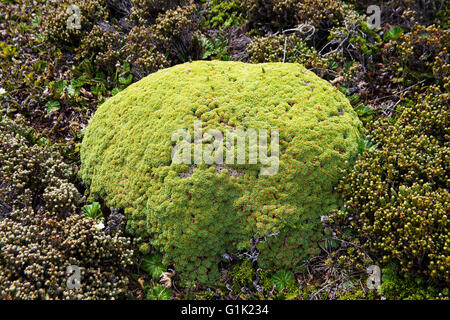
top-left (80, 60), bottom-right (363, 284)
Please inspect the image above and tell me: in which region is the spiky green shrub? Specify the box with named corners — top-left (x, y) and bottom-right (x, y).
top-left (80, 60), bottom-right (363, 284)
top-left (76, 24), bottom-right (122, 73)
top-left (141, 253), bottom-right (166, 280)
top-left (331, 87), bottom-right (449, 283)
top-left (146, 285), bottom-right (172, 300)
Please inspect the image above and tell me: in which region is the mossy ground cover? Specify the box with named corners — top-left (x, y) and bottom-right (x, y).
top-left (80, 60), bottom-right (363, 284)
top-left (0, 0), bottom-right (448, 300)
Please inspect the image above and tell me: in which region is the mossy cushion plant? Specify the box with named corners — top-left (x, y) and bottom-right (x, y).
top-left (80, 60), bottom-right (363, 284)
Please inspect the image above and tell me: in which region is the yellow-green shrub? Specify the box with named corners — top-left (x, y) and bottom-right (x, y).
top-left (80, 60), bottom-right (363, 283)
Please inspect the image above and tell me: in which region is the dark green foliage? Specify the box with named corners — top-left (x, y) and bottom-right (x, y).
top-left (141, 254), bottom-right (166, 280)
top-left (128, 0), bottom-right (186, 25)
top-left (380, 264), bottom-right (448, 300)
top-left (231, 260), bottom-right (255, 293)
top-left (146, 285), bottom-right (172, 300)
top-left (243, 0), bottom-right (353, 32)
top-left (381, 24), bottom-right (450, 88)
top-left (383, 27), bottom-right (404, 41)
top-left (123, 26), bottom-right (169, 79)
top-left (272, 270), bottom-right (295, 291)
top-left (0, 118), bottom-right (80, 218)
top-left (201, 34), bottom-right (232, 61)
top-left (351, 0), bottom-right (448, 28)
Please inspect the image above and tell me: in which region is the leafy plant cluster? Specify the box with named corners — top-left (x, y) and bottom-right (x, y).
top-left (206, 0), bottom-right (246, 28)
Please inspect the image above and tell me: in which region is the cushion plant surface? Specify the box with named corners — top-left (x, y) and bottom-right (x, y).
top-left (80, 60), bottom-right (363, 284)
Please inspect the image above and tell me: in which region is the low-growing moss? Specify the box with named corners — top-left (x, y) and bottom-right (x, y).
top-left (80, 60), bottom-right (363, 284)
top-left (231, 260), bottom-right (255, 293)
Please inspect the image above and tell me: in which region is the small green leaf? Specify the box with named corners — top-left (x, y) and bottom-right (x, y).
top-left (71, 78), bottom-right (85, 88)
top-left (329, 60), bottom-right (339, 70)
top-left (141, 254), bottom-right (166, 280)
top-left (122, 61), bottom-right (131, 72)
top-left (45, 100), bottom-right (60, 114)
top-left (384, 27), bottom-right (403, 41)
top-left (111, 88), bottom-right (121, 96)
top-left (356, 104), bottom-right (372, 116)
top-left (146, 286), bottom-right (172, 300)
top-left (119, 74), bottom-right (133, 85)
top-left (82, 202), bottom-right (103, 221)
top-left (53, 80), bottom-right (66, 94)
top-left (272, 270), bottom-right (294, 291)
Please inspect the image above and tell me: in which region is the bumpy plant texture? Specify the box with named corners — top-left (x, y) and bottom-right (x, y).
top-left (0, 118), bottom-right (80, 218)
top-left (81, 60), bottom-right (363, 283)
top-left (332, 89), bottom-right (449, 283)
top-left (151, 4), bottom-right (202, 64)
top-left (207, 0), bottom-right (246, 28)
top-left (381, 24), bottom-right (450, 88)
top-left (123, 26), bottom-right (169, 79)
top-left (128, 0), bottom-right (187, 25)
top-left (0, 210), bottom-right (134, 300)
top-left (0, 119), bottom-right (134, 299)
top-left (42, 0), bottom-right (108, 45)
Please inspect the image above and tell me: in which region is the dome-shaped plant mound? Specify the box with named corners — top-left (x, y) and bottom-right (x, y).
top-left (80, 60), bottom-right (363, 284)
